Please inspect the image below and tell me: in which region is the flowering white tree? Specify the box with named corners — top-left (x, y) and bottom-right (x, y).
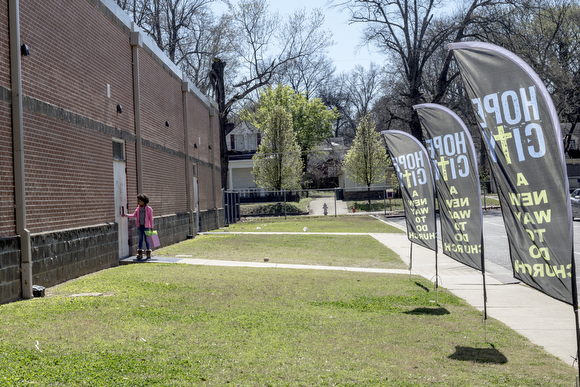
top-left (252, 106), bottom-right (303, 191)
top-left (344, 114), bottom-right (388, 205)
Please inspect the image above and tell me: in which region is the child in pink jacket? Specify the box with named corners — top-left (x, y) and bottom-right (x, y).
top-left (124, 193), bottom-right (154, 261)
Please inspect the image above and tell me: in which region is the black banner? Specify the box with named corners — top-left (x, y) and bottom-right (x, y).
top-left (382, 130), bottom-right (437, 251)
top-left (450, 42), bottom-right (574, 305)
top-left (414, 104), bottom-right (484, 271)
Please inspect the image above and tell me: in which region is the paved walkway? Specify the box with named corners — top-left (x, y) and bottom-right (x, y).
top-left (307, 195), bottom-right (349, 215)
top-left (121, 212), bottom-right (580, 368)
top-left (371, 230), bottom-right (578, 367)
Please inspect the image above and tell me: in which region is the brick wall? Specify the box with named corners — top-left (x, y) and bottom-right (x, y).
top-left (0, 2), bottom-right (10, 89)
top-left (22, 107), bottom-right (115, 233)
top-left (139, 51), bottom-right (185, 153)
top-left (198, 163), bottom-right (218, 211)
top-left (19, 0), bottom-right (135, 131)
top-left (141, 146), bottom-right (188, 216)
top-left (0, 0), bottom-right (224, 304)
top-left (0, 100), bottom-right (14, 236)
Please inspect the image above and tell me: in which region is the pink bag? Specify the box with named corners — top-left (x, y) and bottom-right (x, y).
top-left (148, 233), bottom-right (160, 248)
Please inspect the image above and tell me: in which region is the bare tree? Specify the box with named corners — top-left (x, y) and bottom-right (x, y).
top-left (179, 12), bottom-right (236, 94)
top-left (136, 0), bottom-right (215, 63)
top-left (210, 0), bottom-right (334, 189)
top-left (118, 0), bottom-right (232, 94)
top-left (346, 63), bottom-right (382, 121)
top-left (318, 73), bottom-right (353, 139)
top-left (221, 0), bottom-right (334, 117)
top-left (475, 0), bottom-right (580, 151)
top-left (272, 54), bottom-right (336, 99)
top-left (318, 63), bottom-right (383, 144)
top-left (120, 0), bottom-right (334, 189)
top-left (335, 0), bottom-right (507, 141)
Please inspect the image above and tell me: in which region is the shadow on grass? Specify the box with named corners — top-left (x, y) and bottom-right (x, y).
top-left (404, 307), bottom-right (450, 316)
top-left (414, 281), bottom-right (431, 292)
top-left (448, 344), bottom-right (508, 364)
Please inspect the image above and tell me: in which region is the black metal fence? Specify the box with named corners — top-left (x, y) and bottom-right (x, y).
top-left (222, 190), bottom-right (240, 226)
top-left (222, 182), bottom-right (498, 226)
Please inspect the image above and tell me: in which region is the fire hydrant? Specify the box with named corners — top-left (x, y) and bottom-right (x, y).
top-left (323, 203), bottom-right (328, 216)
top-left (352, 205), bottom-right (356, 213)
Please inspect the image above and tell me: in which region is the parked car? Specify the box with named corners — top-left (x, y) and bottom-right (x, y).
top-left (571, 189), bottom-right (580, 220)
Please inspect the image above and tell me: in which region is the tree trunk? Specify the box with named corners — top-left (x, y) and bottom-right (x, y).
top-left (210, 59), bottom-right (228, 191)
top-left (409, 110), bottom-right (423, 142)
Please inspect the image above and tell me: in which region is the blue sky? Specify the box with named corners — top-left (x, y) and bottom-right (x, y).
top-left (213, 0), bottom-right (460, 74)
top-left (273, 0), bottom-right (386, 74)
top-left (213, 0), bottom-right (385, 74)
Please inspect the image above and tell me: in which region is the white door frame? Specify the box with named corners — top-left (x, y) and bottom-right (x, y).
top-left (113, 139), bottom-right (129, 258)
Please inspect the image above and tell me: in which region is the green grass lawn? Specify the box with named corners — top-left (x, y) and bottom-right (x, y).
top-left (221, 215), bottom-right (404, 233)
top-left (155, 234), bottom-right (407, 269)
top-left (0, 265), bottom-right (575, 386)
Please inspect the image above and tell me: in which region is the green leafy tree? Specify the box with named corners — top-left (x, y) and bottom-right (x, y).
top-left (252, 106), bottom-right (303, 191)
top-left (344, 114), bottom-right (389, 206)
top-left (242, 84), bottom-right (338, 170)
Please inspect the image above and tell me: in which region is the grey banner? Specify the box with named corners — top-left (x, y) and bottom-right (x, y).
top-left (382, 130), bottom-right (437, 251)
top-left (414, 104), bottom-right (484, 271)
top-left (450, 42), bottom-right (574, 304)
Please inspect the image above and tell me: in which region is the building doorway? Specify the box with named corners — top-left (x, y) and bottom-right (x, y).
top-left (113, 139), bottom-right (129, 258)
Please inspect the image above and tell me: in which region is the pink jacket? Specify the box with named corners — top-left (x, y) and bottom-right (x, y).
top-left (128, 205), bottom-right (154, 229)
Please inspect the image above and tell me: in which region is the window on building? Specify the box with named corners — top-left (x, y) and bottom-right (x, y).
top-left (112, 140), bottom-right (125, 161)
top-left (249, 134), bottom-right (257, 150)
top-left (230, 134), bottom-right (235, 150)
top-left (236, 135), bottom-right (244, 151)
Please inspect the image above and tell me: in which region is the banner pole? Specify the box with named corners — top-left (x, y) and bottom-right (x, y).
top-left (570, 248), bottom-right (580, 382)
top-left (573, 307), bottom-right (580, 381)
top-left (481, 231), bottom-right (488, 341)
top-left (435, 202), bottom-right (439, 304)
top-left (409, 242), bottom-right (413, 280)
top-left (435, 248), bottom-right (439, 304)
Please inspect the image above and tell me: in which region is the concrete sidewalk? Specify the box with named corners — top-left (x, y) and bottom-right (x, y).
top-left (371, 231), bottom-right (578, 367)
top-left (308, 195), bottom-right (349, 215)
top-left (121, 219), bottom-right (579, 367)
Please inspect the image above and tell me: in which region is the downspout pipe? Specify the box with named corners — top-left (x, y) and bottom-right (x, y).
top-left (130, 25), bottom-right (143, 194)
top-left (182, 76), bottom-right (195, 238)
top-left (9, 0), bottom-right (32, 299)
top-left (209, 106), bottom-right (218, 227)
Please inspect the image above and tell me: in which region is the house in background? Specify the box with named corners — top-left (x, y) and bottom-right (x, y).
top-left (227, 121), bottom-right (261, 192)
top-left (307, 137), bottom-right (347, 189)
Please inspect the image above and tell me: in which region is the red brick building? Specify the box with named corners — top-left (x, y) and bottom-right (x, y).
top-left (0, 0), bottom-right (223, 303)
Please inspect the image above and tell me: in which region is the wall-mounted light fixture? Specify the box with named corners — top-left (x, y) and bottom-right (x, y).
top-left (116, 104), bottom-right (123, 114)
top-left (21, 44), bottom-right (30, 56)
top-left (194, 143), bottom-right (197, 148)
top-left (165, 121), bottom-right (169, 127)
top-left (208, 145), bottom-right (211, 149)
